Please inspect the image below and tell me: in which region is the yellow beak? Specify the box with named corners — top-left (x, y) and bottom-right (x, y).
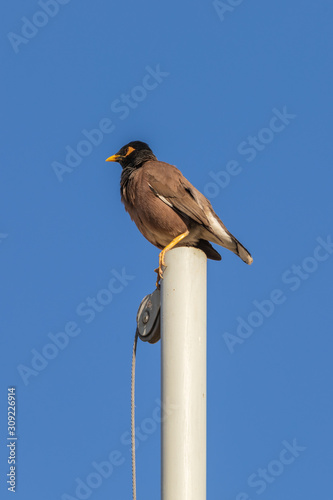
top-left (105, 154), bottom-right (121, 162)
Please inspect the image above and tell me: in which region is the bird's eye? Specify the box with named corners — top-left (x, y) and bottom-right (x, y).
top-left (125, 146), bottom-right (135, 157)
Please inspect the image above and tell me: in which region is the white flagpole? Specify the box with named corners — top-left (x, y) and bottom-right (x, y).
top-left (161, 247), bottom-right (207, 500)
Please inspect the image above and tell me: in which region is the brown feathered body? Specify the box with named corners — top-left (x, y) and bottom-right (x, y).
top-left (120, 160), bottom-right (253, 264)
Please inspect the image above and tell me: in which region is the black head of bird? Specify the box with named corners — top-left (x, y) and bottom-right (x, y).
top-left (106, 141), bottom-right (156, 169)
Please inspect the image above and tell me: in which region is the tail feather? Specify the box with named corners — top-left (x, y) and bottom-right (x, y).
top-left (231, 235), bottom-right (253, 265)
top-left (206, 210), bottom-right (253, 264)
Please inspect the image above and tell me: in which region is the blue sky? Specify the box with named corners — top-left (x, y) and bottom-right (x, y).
top-left (1, 1), bottom-right (333, 499)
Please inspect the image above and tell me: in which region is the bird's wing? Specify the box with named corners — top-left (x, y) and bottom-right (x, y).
top-left (144, 161), bottom-right (253, 265)
top-left (145, 161), bottom-right (212, 227)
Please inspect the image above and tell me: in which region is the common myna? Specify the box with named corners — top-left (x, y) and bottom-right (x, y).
top-left (106, 141), bottom-right (253, 286)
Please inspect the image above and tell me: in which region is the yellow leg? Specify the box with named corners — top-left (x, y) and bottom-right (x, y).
top-left (155, 230), bottom-right (189, 288)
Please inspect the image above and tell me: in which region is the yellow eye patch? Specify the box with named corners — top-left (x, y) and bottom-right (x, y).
top-left (125, 146), bottom-right (135, 157)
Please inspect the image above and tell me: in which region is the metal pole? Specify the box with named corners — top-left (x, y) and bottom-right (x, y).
top-left (161, 247), bottom-right (207, 500)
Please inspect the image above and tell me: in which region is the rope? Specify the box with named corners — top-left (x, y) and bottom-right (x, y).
top-left (131, 329), bottom-right (139, 500)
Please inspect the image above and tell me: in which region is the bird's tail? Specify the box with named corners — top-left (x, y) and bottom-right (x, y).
top-left (229, 234), bottom-right (253, 265)
top-left (207, 210), bottom-right (253, 264)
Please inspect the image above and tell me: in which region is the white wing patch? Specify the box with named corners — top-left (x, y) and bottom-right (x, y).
top-left (207, 211), bottom-right (232, 244)
top-left (148, 183), bottom-right (173, 208)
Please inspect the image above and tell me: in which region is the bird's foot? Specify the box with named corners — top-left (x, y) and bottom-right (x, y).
top-left (154, 268), bottom-right (160, 289)
top-left (154, 233), bottom-right (189, 289)
top-left (154, 262), bottom-right (166, 289)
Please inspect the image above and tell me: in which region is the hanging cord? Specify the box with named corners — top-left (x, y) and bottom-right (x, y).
top-left (131, 328), bottom-right (139, 500)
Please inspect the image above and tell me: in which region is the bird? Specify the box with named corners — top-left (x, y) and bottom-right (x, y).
top-left (106, 141), bottom-right (253, 287)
